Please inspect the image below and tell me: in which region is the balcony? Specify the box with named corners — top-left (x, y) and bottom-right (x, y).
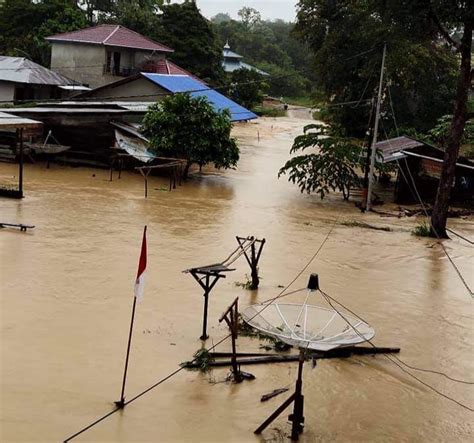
top-left (103, 65), bottom-right (138, 77)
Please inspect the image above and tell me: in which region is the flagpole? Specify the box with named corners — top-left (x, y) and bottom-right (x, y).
top-left (115, 225), bottom-right (147, 409)
top-left (115, 296), bottom-right (137, 408)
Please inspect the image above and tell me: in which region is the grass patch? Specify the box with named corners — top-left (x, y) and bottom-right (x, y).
top-left (252, 106), bottom-right (286, 117)
top-left (412, 221), bottom-right (431, 237)
top-left (181, 348), bottom-right (215, 373)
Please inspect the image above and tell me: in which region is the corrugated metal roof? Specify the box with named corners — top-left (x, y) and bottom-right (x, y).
top-left (0, 56), bottom-right (76, 85)
top-left (46, 25), bottom-right (173, 53)
top-left (375, 136), bottom-right (425, 163)
top-left (0, 111), bottom-right (43, 129)
top-left (142, 73), bottom-right (257, 122)
top-left (223, 48), bottom-right (243, 59)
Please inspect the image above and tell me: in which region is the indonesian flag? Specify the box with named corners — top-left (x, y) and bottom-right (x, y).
top-left (134, 226), bottom-right (147, 301)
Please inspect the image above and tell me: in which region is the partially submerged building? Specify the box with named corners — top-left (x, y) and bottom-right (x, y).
top-left (222, 42), bottom-right (269, 76)
top-left (46, 25), bottom-right (174, 88)
top-left (0, 56), bottom-right (87, 104)
top-left (376, 136), bottom-right (474, 203)
top-left (78, 73), bottom-right (257, 122)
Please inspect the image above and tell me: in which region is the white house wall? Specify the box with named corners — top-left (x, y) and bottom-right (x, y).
top-left (0, 81), bottom-right (15, 103)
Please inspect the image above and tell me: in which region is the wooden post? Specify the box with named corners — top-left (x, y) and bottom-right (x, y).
top-left (18, 128), bottom-right (24, 198)
top-left (219, 298), bottom-right (242, 382)
top-left (189, 270), bottom-right (224, 340)
top-left (118, 158), bottom-right (123, 179)
top-left (255, 349), bottom-right (306, 440)
top-left (289, 350), bottom-right (306, 441)
top-left (236, 236), bottom-right (266, 289)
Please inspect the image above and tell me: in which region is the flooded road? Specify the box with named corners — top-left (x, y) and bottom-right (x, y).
top-left (1, 115), bottom-right (473, 442)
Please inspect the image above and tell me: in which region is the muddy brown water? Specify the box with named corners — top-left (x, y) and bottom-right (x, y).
top-left (1, 116), bottom-right (473, 442)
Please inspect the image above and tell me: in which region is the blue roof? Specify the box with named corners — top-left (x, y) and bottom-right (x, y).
top-left (141, 73), bottom-right (257, 122)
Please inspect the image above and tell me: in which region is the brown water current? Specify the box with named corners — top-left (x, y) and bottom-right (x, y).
top-left (1, 115), bottom-right (473, 442)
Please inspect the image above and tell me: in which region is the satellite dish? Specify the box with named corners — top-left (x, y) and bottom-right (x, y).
top-left (241, 274), bottom-right (375, 351)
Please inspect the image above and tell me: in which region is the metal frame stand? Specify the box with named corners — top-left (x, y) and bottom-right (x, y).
top-left (255, 349), bottom-right (306, 441)
top-left (189, 269), bottom-right (226, 340)
top-left (219, 297), bottom-right (242, 383)
top-left (236, 236), bottom-right (265, 289)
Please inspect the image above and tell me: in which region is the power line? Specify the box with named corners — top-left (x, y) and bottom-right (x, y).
top-left (63, 217), bottom-right (340, 441)
top-left (320, 290), bottom-right (474, 412)
top-left (0, 45), bottom-right (384, 105)
top-left (380, 105), bottom-right (474, 297)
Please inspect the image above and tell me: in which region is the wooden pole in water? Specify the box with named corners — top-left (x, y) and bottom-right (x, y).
top-left (18, 128), bottom-right (24, 198)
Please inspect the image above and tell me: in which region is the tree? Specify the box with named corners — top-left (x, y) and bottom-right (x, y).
top-left (237, 7), bottom-right (262, 30)
top-left (279, 124), bottom-right (386, 200)
top-left (153, 1), bottom-right (225, 84)
top-left (141, 93), bottom-right (239, 178)
top-left (0, 0), bottom-right (87, 66)
top-left (212, 9), bottom-right (314, 98)
top-left (228, 68), bottom-right (267, 110)
top-left (294, 0), bottom-right (458, 136)
top-left (98, 0), bottom-right (163, 35)
top-left (427, 115), bottom-right (474, 150)
top-left (427, 3), bottom-right (473, 237)
top-left (212, 12), bottom-right (231, 24)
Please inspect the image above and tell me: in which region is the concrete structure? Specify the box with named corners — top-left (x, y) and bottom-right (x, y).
top-left (46, 25), bottom-right (174, 88)
top-left (222, 42), bottom-right (269, 76)
top-left (0, 56), bottom-right (81, 104)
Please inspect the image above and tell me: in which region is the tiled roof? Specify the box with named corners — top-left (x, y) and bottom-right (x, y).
top-left (141, 59), bottom-right (206, 84)
top-left (46, 25), bottom-right (173, 53)
top-left (0, 56), bottom-right (76, 85)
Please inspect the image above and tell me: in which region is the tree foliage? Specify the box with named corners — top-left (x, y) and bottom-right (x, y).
top-left (141, 93), bottom-right (239, 178)
top-left (212, 10), bottom-right (313, 97)
top-left (279, 124), bottom-right (386, 200)
top-left (228, 68), bottom-right (267, 110)
top-left (0, 0), bottom-right (87, 66)
top-left (153, 1), bottom-right (225, 84)
top-left (294, 0), bottom-right (459, 136)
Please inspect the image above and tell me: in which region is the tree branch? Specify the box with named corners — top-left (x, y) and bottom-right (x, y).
top-left (430, 11), bottom-right (461, 51)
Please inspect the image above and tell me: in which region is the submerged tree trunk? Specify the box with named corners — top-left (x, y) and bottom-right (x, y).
top-left (430, 23), bottom-right (472, 238)
top-left (183, 161), bottom-right (192, 179)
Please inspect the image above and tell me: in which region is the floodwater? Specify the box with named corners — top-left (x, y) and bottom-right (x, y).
top-left (1, 114), bottom-right (473, 443)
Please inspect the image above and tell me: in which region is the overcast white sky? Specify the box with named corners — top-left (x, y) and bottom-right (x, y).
top-left (174, 1), bottom-right (298, 22)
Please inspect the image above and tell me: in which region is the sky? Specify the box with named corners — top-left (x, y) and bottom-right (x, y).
top-left (174, 1), bottom-right (298, 22)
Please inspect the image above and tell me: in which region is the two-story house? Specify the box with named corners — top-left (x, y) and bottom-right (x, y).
top-left (46, 25), bottom-right (174, 88)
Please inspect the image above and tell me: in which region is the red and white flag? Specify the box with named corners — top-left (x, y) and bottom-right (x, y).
top-left (134, 226), bottom-right (147, 301)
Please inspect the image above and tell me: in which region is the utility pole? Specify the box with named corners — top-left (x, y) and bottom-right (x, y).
top-left (366, 43), bottom-right (386, 212)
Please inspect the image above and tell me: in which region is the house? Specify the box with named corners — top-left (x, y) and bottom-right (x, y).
top-left (375, 136), bottom-right (474, 203)
top-left (45, 25), bottom-right (174, 88)
top-left (77, 73), bottom-right (257, 122)
top-left (222, 42), bottom-right (269, 76)
top-left (0, 56), bottom-right (86, 104)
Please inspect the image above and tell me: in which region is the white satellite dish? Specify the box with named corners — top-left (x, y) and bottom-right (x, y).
top-left (249, 274), bottom-right (376, 441)
top-left (242, 303), bottom-right (375, 351)
top-left (241, 274), bottom-right (375, 351)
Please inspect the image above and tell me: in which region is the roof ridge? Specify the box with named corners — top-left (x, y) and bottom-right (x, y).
top-left (116, 25), bottom-right (174, 52)
top-left (102, 25), bottom-right (121, 44)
